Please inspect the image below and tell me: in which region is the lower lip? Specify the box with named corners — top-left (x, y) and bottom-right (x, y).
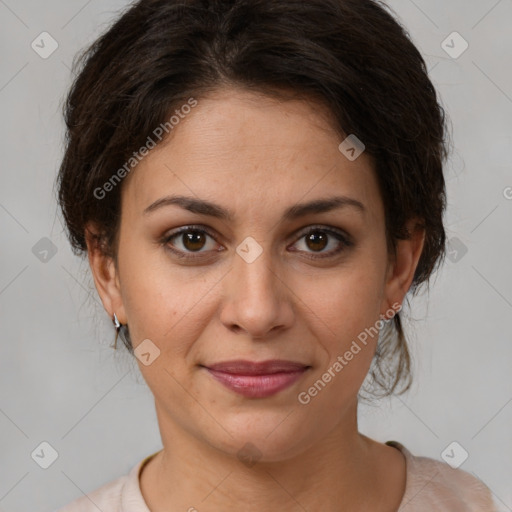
top-left (205, 368), bottom-right (307, 398)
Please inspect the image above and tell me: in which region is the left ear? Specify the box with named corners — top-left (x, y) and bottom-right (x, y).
top-left (380, 218), bottom-right (425, 318)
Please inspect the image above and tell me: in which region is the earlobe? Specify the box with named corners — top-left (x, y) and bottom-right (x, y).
top-left (381, 219), bottom-right (425, 316)
top-left (85, 223), bottom-right (127, 324)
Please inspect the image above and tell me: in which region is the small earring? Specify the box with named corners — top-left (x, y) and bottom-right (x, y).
top-left (112, 313), bottom-right (121, 350)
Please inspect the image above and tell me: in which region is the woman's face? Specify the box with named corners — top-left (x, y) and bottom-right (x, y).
top-left (90, 87), bottom-right (421, 461)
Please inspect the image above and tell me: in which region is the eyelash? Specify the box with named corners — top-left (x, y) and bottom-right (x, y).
top-left (160, 224), bottom-right (353, 261)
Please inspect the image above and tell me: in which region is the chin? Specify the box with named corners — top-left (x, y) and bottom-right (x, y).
top-left (200, 410), bottom-right (321, 464)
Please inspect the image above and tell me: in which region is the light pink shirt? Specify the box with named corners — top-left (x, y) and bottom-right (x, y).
top-left (56, 440), bottom-right (498, 511)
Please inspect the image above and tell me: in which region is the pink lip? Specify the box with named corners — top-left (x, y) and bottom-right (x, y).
top-left (203, 360), bottom-right (310, 398)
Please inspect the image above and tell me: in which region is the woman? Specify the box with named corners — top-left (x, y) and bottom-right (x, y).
top-left (55, 0), bottom-right (497, 510)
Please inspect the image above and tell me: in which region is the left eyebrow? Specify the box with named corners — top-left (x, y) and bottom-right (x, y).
top-left (143, 194), bottom-right (366, 221)
top-left (283, 196), bottom-right (366, 220)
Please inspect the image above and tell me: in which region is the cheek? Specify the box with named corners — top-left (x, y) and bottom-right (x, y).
top-left (298, 273), bottom-right (382, 411)
top-left (305, 263), bottom-right (385, 343)
top-left (296, 263), bottom-right (385, 406)
top-left (117, 245), bottom-right (210, 349)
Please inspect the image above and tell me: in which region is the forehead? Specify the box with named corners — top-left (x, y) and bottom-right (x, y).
top-left (121, 88), bottom-right (382, 222)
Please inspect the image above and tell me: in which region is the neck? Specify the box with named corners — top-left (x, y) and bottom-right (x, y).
top-left (140, 400), bottom-right (398, 511)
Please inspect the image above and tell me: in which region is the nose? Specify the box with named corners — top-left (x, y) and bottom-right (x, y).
top-left (219, 244), bottom-right (294, 339)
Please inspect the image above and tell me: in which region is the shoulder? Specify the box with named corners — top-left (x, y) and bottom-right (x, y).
top-left (386, 440), bottom-right (498, 512)
top-left (56, 453), bottom-right (156, 512)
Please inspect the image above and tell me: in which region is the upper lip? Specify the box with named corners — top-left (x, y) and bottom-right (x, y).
top-left (204, 359), bottom-right (310, 375)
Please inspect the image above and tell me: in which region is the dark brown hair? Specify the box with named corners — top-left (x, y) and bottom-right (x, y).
top-left (56, 0), bottom-right (450, 399)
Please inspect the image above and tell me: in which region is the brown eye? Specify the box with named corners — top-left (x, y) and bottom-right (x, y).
top-left (305, 231), bottom-right (328, 252)
top-left (290, 227), bottom-right (353, 259)
top-left (181, 231), bottom-right (207, 252)
top-left (162, 227), bottom-right (220, 259)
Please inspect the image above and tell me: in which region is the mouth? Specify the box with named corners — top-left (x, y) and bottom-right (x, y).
top-left (201, 360), bottom-right (311, 398)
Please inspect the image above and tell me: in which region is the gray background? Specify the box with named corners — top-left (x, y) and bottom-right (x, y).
top-left (0, 0), bottom-right (511, 510)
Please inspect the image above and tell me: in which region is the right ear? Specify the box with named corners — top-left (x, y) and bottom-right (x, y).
top-left (85, 222), bottom-right (127, 325)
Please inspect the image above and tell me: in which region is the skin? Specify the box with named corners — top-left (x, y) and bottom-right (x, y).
top-left (87, 86), bottom-right (425, 511)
